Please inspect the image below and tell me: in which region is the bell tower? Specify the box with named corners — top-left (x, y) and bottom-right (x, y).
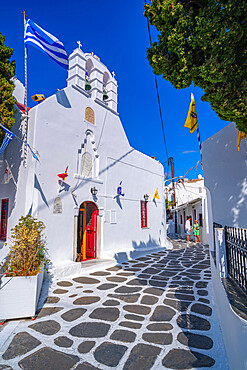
top-left (67, 44), bottom-right (118, 113)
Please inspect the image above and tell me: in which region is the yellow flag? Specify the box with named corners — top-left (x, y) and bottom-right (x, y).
top-left (237, 131), bottom-right (246, 151)
top-left (153, 188), bottom-right (160, 199)
top-left (184, 93), bottom-right (198, 133)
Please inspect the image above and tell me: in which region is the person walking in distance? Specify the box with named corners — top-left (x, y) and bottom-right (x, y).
top-left (185, 216), bottom-right (192, 243)
top-left (193, 220), bottom-right (200, 244)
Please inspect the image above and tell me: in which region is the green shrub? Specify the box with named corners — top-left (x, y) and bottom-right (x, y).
top-left (3, 215), bottom-right (49, 277)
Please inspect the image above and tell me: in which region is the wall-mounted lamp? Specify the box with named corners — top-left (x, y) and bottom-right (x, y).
top-left (144, 194), bottom-right (149, 201)
top-left (91, 187), bottom-right (98, 196)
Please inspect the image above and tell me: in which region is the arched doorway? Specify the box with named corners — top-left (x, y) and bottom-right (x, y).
top-left (77, 201), bottom-right (98, 261)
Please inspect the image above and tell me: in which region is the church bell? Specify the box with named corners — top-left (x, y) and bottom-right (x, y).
top-left (85, 80), bottom-right (92, 91)
top-left (103, 89), bottom-right (108, 101)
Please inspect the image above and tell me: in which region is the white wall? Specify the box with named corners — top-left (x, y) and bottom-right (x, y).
top-left (0, 50), bottom-right (167, 266)
top-left (202, 122), bottom-right (247, 228)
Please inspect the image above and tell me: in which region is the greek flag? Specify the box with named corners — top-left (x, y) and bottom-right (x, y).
top-left (0, 124), bottom-right (15, 156)
top-left (24, 19), bottom-right (69, 69)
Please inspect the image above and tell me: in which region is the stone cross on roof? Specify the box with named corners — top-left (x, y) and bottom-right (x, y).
top-left (77, 41), bottom-right (82, 49)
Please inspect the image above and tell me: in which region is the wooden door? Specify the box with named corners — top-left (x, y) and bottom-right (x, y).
top-left (85, 202), bottom-right (98, 259)
top-left (78, 202), bottom-right (98, 261)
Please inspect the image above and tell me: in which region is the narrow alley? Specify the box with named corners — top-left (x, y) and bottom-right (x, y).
top-left (0, 237), bottom-right (228, 369)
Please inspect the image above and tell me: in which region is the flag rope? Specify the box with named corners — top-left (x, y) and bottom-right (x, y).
top-left (23, 10), bottom-right (28, 167)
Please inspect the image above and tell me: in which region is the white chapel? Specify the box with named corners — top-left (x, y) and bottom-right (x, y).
top-left (0, 46), bottom-right (168, 271)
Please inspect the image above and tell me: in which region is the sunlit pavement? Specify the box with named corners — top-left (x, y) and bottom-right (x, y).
top-left (0, 237), bottom-right (228, 369)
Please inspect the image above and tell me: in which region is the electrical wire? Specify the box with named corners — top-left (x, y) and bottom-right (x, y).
top-left (146, 16), bottom-right (169, 162)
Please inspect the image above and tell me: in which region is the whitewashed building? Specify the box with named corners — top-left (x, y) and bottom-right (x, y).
top-left (165, 176), bottom-right (209, 243)
top-left (0, 46), bottom-right (167, 272)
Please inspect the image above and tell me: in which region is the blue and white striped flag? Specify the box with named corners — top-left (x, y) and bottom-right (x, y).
top-left (0, 124), bottom-right (15, 156)
top-left (24, 19), bottom-right (69, 69)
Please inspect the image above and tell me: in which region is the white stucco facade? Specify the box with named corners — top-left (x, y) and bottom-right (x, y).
top-left (165, 178), bottom-right (209, 243)
top-left (202, 122), bottom-right (247, 228)
top-left (0, 47), bottom-right (167, 268)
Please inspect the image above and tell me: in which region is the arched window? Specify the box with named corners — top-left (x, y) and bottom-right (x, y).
top-left (85, 107), bottom-right (95, 125)
top-left (81, 152), bottom-right (93, 178)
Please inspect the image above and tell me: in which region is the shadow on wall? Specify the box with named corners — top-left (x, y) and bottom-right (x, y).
top-left (56, 89), bottom-right (71, 109)
top-left (114, 235), bottom-right (163, 263)
top-left (3, 110), bottom-right (23, 218)
top-left (33, 148), bottom-right (135, 215)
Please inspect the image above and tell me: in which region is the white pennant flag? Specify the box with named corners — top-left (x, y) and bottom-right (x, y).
top-left (2, 161), bottom-right (13, 184)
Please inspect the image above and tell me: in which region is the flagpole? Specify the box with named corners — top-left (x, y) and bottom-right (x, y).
top-left (196, 126), bottom-right (203, 171)
top-left (22, 10), bottom-right (28, 167)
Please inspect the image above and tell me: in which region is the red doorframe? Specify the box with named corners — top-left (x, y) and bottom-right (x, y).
top-left (78, 201), bottom-right (98, 261)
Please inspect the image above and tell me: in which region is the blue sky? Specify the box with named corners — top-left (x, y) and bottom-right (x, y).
top-left (1, 0), bottom-right (229, 179)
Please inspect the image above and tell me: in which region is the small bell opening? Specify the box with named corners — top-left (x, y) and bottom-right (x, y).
top-left (85, 79), bottom-right (92, 91)
top-left (103, 89), bottom-right (108, 101)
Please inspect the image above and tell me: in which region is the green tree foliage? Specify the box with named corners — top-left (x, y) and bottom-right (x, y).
top-left (0, 32), bottom-right (16, 143)
top-left (144, 0), bottom-right (247, 133)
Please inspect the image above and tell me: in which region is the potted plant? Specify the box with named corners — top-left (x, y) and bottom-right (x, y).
top-left (0, 215), bottom-right (49, 322)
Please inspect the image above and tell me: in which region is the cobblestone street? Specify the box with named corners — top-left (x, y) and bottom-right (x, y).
top-left (0, 237), bottom-right (228, 369)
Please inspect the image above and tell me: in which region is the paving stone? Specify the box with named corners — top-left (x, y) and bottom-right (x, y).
top-left (163, 298), bottom-right (191, 312)
top-left (61, 308), bottom-right (86, 322)
top-left (124, 314), bottom-right (145, 321)
top-left (109, 293), bottom-right (140, 303)
top-left (45, 296), bottom-right (60, 304)
top-left (123, 343), bottom-right (161, 370)
top-left (53, 289), bottom-right (68, 294)
top-left (54, 336), bottom-right (73, 348)
top-left (29, 320), bottom-right (61, 335)
top-left (0, 366), bottom-right (12, 369)
top-left (172, 280), bottom-right (194, 286)
top-left (137, 273), bottom-right (152, 279)
top-left (2, 332), bottom-right (41, 360)
top-left (110, 329), bottom-right (136, 343)
top-left (72, 277), bottom-right (100, 284)
top-left (75, 363), bottom-right (99, 370)
top-left (94, 342), bottom-right (127, 367)
top-left (117, 272), bottom-right (134, 276)
top-left (151, 275), bottom-right (169, 281)
top-left (115, 286), bottom-right (142, 293)
top-left (159, 271), bottom-right (177, 277)
top-left (198, 297), bottom-right (210, 304)
top-left (123, 267), bottom-right (141, 272)
top-left (103, 299), bottom-right (120, 306)
top-left (177, 314), bottom-right (211, 330)
top-left (150, 306), bottom-right (176, 321)
top-left (56, 281), bottom-right (73, 287)
top-left (197, 289), bottom-right (209, 296)
top-left (106, 265), bottom-right (122, 271)
top-left (78, 341), bottom-right (96, 353)
top-left (141, 295), bottom-right (159, 305)
top-left (18, 347), bottom-right (79, 370)
top-left (97, 283), bottom-right (117, 290)
top-left (191, 303), bottom-right (212, 316)
top-left (76, 286), bottom-right (83, 289)
top-left (69, 294), bottom-right (77, 298)
top-left (119, 321), bottom-right (142, 329)
top-left (177, 332), bottom-right (213, 349)
top-left (69, 322), bottom-right (110, 338)
top-left (149, 280), bottom-right (167, 288)
top-left (144, 287), bottom-right (165, 296)
top-left (89, 307), bottom-right (120, 321)
top-left (135, 257), bottom-right (151, 261)
top-left (126, 278), bottom-right (148, 286)
top-left (142, 332), bottom-right (172, 345)
top-left (146, 323), bottom-right (173, 331)
top-left (171, 288), bottom-right (194, 294)
top-left (36, 307), bottom-right (63, 319)
top-left (162, 348), bottom-right (215, 368)
top-left (73, 296), bottom-right (100, 305)
top-left (90, 271), bottom-right (111, 276)
top-left (123, 304), bottom-right (151, 315)
top-left (106, 276), bottom-right (127, 282)
top-left (142, 268), bottom-right (161, 274)
top-left (166, 292), bottom-right (195, 301)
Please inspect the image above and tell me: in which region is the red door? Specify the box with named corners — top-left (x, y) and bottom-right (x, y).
top-left (85, 202), bottom-right (98, 259)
